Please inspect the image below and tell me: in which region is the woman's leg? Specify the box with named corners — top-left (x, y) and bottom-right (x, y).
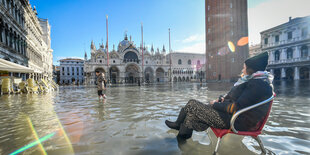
top-left (165, 108), bottom-right (186, 130)
top-left (177, 99), bottom-right (228, 140)
top-left (183, 99), bottom-right (228, 131)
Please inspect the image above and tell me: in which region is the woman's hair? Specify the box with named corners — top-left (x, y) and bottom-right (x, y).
top-left (240, 65), bottom-right (256, 77)
top-left (246, 67), bottom-right (255, 75)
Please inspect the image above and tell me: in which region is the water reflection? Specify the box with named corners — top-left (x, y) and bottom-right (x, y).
top-left (0, 81), bottom-right (309, 154)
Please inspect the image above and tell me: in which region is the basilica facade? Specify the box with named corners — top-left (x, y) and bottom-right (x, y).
top-left (84, 34), bottom-right (205, 84)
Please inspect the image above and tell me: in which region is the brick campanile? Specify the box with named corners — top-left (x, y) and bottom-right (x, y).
top-left (205, 0), bottom-right (249, 82)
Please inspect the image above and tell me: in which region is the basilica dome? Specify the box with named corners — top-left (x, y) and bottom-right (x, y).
top-left (119, 39), bottom-right (130, 47)
top-left (118, 34), bottom-right (130, 48)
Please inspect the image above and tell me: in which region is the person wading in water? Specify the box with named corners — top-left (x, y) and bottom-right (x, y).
top-left (96, 71), bottom-right (107, 102)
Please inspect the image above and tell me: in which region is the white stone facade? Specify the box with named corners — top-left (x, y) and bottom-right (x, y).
top-left (0, 0), bottom-right (28, 79)
top-left (23, 3), bottom-right (53, 80)
top-left (0, 0), bottom-right (53, 80)
top-left (261, 16), bottom-right (310, 80)
top-left (59, 58), bottom-right (84, 85)
top-left (170, 52), bottom-right (206, 82)
top-left (84, 34), bottom-right (205, 84)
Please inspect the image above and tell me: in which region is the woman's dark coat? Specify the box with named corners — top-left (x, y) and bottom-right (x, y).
top-left (213, 78), bottom-right (273, 131)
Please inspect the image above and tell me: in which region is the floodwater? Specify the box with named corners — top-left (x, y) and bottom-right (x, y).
top-left (0, 81), bottom-right (310, 155)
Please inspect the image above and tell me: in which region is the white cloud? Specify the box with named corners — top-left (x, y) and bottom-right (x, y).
top-left (182, 34), bottom-right (205, 43)
top-left (175, 41), bottom-right (205, 54)
top-left (248, 0), bottom-right (310, 45)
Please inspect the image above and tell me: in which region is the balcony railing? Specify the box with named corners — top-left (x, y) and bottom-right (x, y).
top-left (269, 56), bottom-right (310, 65)
top-left (123, 59), bottom-right (140, 64)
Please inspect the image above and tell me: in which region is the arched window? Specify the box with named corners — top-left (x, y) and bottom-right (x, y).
top-left (188, 59), bottom-right (191, 65)
top-left (301, 45), bottom-right (308, 58)
top-left (14, 5), bottom-right (17, 20)
top-left (13, 31), bottom-right (17, 50)
top-left (178, 59), bottom-right (182, 65)
top-left (124, 51), bottom-right (139, 63)
top-left (0, 20), bottom-right (3, 43)
top-left (17, 35), bottom-right (20, 53)
top-left (274, 50), bottom-right (280, 61)
top-left (197, 60), bottom-right (201, 65)
top-left (287, 48), bottom-right (293, 59)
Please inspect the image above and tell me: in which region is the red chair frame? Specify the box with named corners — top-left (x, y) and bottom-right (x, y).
top-left (210, 94), bottom-right (275, 154)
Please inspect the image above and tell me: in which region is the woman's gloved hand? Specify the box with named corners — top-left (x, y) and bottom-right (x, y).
top-left (218, 95), bottom-right (224, 102)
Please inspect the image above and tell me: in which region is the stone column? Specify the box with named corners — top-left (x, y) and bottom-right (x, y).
top-left (294, 66), bottom-right (300, 80)
top-left (270, 69), bottom-right (274, 75)
top-left (293, 46), bottom-right (299, 58)
top-left (297, 46), bottom-right (301, 58)
top-left (281, 49), bottom-right (287, 60)
top-left (269, 51), bottom-right (274, 62)
top-left (281, 68), bottom-right (286, 79)
top-left (119, 72), bottom-right (125, 84)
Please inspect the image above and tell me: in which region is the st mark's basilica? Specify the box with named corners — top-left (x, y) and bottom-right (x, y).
top-left (84, 34), bottom-right (205, 84)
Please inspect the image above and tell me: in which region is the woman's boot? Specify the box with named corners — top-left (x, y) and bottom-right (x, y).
top-left (177, 123), bottom-right (193, 141)
top-left (165, 108), bottom-right (186, 130)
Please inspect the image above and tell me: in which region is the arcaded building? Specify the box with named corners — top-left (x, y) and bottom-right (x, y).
top-left (205, 0), bottom-right (249, 81)
top-left (262, 16), bottom-right (310, 80)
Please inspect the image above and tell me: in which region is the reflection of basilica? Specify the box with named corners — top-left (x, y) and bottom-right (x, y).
top-left (84, 34), bottom-right (205, 84)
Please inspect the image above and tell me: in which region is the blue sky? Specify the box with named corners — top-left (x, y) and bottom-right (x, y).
top-left (31, 0), bottom-right (206, 65)
top-left (30, 0), bottom-right (310, 65)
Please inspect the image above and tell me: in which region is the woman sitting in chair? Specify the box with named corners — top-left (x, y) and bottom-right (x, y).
top-left (165, 52), bottom-right (274, 141)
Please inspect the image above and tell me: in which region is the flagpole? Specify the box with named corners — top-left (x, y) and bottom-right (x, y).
top-left (141, 22), bottom-right (144, 84)
top-left (106, 15), bottom-right (109, 84)
top-left (169, 28), bottom-right (172, 82)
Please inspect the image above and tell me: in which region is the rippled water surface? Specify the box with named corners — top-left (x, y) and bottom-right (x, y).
top-left (0, 81), bottom-right (310, 155)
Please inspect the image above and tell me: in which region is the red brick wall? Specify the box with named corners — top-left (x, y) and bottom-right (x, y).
top-left (205, 0), bottom-right (249, 81)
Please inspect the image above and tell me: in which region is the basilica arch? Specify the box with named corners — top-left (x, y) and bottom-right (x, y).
top-left (109, 66), bottom-right (120, 84)
top-left (156, 67), bottom-right (165, 82)
top-left (125, 63), bottom-right (140, 84)
top-left (144, 67), bottom-right (154, 83)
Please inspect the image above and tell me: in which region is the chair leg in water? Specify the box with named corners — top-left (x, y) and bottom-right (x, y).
top-left (252, 136), bottom-right (266, 154)
top-left (214, 137), bottom-right (221, 154)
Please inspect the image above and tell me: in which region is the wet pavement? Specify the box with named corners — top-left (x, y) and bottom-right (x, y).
top-left (0, 81), bottom-right (310, 155)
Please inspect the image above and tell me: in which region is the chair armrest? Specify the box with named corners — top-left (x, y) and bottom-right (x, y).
top-left (230, 94), bottom-right (275, 133)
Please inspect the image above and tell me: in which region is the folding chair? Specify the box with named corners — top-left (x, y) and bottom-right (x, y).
top-left (210, 94), bottom-right (275, 154)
